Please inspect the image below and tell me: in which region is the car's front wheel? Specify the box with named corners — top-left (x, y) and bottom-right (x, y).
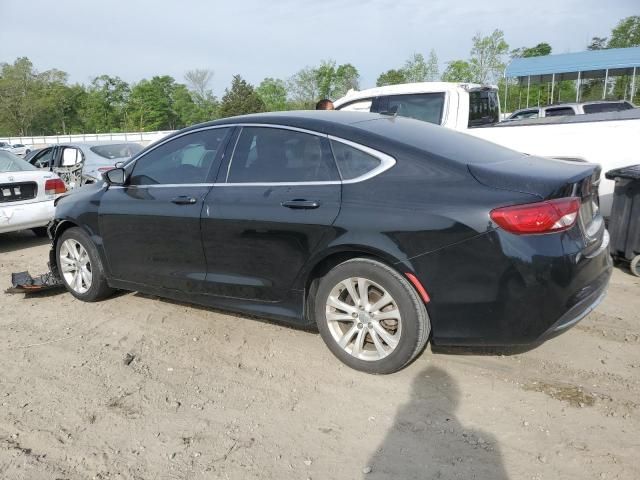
top-left (56, 227), bottom-right (114, 302)
top-left (314, 258), bottom-right (430, 374)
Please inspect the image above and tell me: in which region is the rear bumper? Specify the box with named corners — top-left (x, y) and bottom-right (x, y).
top-left (0, 200), bottom-right (55, 234)
top-left (410, 226), bottom-right (612, 346)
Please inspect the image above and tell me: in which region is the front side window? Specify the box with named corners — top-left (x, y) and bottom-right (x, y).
top-left (227, 127), bottom-right (338, 183)
top-left (330, 140), bottom-right (381, 180)
top-left (31, 148), bottom-right (53, 168)
top-left (545, 107), bottom-right (575, 117)
top-left (385, 93), bottom-right (445, 125)
top-left (130, 128), bottom-right (230, 185)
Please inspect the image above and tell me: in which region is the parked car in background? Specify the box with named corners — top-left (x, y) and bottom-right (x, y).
top-left (506, 100), bottom-right (636, 120)
top-left (49, 111), bottom-right (611, 373)
top-left (334, 82), bottom-right (640, 217)
top-left (0, 150), bottom-right (66, 236)
top-left (28, 141), bottom-right (143, 189)
top-left (0, 142), bottom-right (11, 151)
top-left (8, 144), bottom-right (32, 157)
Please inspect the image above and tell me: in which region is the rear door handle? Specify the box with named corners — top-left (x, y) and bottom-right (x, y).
top-left (171, 195), bottom-right (197, 205)
top-left (281, 199), bottom-right (320, 209)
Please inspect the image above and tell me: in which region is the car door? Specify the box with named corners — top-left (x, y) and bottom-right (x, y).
top-left (201, 125), bottom-right (341, 301)
top-left (98, 127), bottom-right (232, 291)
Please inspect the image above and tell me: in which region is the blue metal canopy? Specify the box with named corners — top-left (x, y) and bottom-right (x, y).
top-left (505, 47), bottom-right (640, 78)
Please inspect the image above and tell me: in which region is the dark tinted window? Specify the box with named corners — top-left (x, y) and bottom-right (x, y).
top-left (510, 109), bottom-right (539, 120)
top-left (331, 140), bottom-right (380, 180)
top-left (90, 143), bottom-right (143, 159)
top-left (384, 93), bottom-right (445, 125)
top-left (30, 148), bottom-right (53, 168)
top-left (130, 128), bottom-right (230, 185)
top-left (545, 107), bottom-right (575, 117)
top-left (227, 127), bottom-right (338, 183)
top-left (583, 102), bottom-right (634, 114)
top-left (468, 89), bottom-right (500, 127)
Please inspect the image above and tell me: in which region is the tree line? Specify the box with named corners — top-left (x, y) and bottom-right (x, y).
top-left (1, 15), bottom-right (638, 137)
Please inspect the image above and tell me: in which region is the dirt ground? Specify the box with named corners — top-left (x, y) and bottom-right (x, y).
top-left (0, 230), bottom-right (638, 480)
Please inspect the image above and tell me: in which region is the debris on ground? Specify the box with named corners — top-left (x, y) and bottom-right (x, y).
top-left (5, 269), bottom-right (63, 294)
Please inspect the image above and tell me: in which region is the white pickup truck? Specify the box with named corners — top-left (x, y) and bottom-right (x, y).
top-left (334, 82), bottom-right (640, 217)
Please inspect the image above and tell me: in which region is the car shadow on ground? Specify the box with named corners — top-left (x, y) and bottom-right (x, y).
top-left (0, 230), bottom-right (49, 254)
top-left (366, 365), bottom-right (508, 479)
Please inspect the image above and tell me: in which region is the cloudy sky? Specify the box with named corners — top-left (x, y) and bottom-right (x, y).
top-left (1, 0), bottom-right (637, 94)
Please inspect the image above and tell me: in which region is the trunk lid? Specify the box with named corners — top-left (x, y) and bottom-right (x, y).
top-left (469, 155), bottom-right (603, 242)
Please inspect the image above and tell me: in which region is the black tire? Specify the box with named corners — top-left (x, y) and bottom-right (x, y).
top-left (31, 227), bottom-right (49, 238)
top-left (631, 256), bottom-right (640, 277)
top-left (314, 258), bottom-right (430, 374)
top-left (56, 227), bottom-right (115, 302)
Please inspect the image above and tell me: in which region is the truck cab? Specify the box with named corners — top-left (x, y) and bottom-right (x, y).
top-left (334, 82), bottom-right (501, 130)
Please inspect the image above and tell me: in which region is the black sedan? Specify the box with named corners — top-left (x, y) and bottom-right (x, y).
top-left (49, 111), bottom-right (612, 373)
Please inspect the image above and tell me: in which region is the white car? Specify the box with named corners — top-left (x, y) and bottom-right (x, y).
top-left (0, 150), bottom-right (66, 236)
top-left (8, 143), bottom-right (32, 157)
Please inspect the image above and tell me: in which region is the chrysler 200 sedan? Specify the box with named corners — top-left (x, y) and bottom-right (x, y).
top-left (48, 111), bottom-right (612, 374)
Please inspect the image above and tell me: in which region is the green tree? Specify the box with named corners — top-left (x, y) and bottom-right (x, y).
top-left (376, 69), bottom-right (407, 87)
top-left (511, 42), bottom-right (552, 58)
top-left (218, 75), bottom-right (265, 118)
top-left (441, 60), bottom-right (473, 82)
top-left (256, 77), bottom-right (288, 111)
top-left (0, 57), bottom-right (42, 136)
top-left (587, 36), bottom-right (608, 50)
top-left (126, 76), bottom-right (195, 131)
top-left (38, 70), bottom-right (86, 134)
top-left (469, 29), bottom-right (509, 84)
top-left (403, 52), bottom-right (439, 82)
top-left (608, 16), bottom-right (640, 48)
top-left (288, 60), bottom-right (360, 107)
top-left (184, 69), bottom-right (219, 123)
top-left (81, 75), bottom-right (130, 133)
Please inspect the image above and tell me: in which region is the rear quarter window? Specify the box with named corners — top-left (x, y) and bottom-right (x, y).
top-left (330, 140), bottom-right (381, 180)
top-left (468, 90), bottom-right (500, 127)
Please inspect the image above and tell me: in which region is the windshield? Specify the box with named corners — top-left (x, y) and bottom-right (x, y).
top-left (0, 150), bottom-right (37, 172)
top-left (468, 89), bottom-right (500, 127)
top-left (90, 143), bottom-right (143, 159)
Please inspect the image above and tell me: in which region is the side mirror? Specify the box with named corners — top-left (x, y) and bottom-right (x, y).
top-left (104, 168), bottom-right (126, 186)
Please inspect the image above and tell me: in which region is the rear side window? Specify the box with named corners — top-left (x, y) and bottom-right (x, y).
top-left (545, 107), bottom-right (575, 117)
top-left (331, 140), bottom-right (381, 180)
top-left (583, 102), bottom-right (634, 114)
top-left (383, 93), bottom-right (445, 125)
top-left (90, 143), bottom-right (143, 159)
top-left (510, 110), bottom-right (539, 120)
top-left (227, 127), bottom-right (338, 183)
top-left (468, 89), bottom-right (500, 127)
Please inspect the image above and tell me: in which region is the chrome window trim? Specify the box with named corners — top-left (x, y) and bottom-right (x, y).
top-left (328, 135), bottom-right (396, 184)
top-left (118, 122), bottom-right (396, 188)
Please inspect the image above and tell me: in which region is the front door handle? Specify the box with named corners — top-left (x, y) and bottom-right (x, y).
top-left (281, 199), bottom-right (320, 209)
top-left (171, 195), bottom-right (197, 205)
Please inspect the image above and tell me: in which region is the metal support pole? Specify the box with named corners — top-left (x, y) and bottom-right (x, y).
top-left (603, 69), bottom-right (609, 100)
top-left (503, 75), bottom-right (509, 114)
top-left (526, 76), bottom-right (531, 108)
top-left (631, 67), bottom-right (637, 102)
top-left (576, 71), bottom-right (581, 102)
top-left (550, 74), bottom-right (555, 105)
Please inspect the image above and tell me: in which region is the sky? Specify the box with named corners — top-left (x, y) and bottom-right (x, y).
top-left (1, 0), bottom-right (637, 95)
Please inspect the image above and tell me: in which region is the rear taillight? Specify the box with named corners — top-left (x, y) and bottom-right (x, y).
top-left (97, 167), bottom-right (114, 173)
top-left (490, 197), bottom-right (581, 235)
top-left (45, 178), bottom-right (66, 195)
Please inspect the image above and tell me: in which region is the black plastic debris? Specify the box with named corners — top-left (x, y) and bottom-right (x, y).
top-left (5, 270), bottom-right (64, 294)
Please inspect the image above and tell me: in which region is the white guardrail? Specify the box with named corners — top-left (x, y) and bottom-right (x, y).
top-left (0, 130), bottom-right (177, 148)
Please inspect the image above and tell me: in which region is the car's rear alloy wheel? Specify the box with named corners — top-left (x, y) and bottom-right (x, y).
top-left (315, 258), bottom-right (430, 374)
top-left (56, 227), bottom-right (115, 302)
top-left (59, 239), bottom-right (92, 294)
top-left (326, 277), bottom-right (402, 361)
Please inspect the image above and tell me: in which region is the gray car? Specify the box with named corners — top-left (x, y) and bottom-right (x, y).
top-left (28, 141), bottom-right (143, 188)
